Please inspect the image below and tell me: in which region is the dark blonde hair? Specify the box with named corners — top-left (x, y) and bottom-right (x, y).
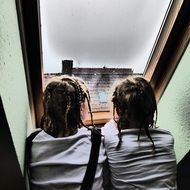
top-left (40, 76), bottom-right (93, 137)
top-left (112, 76), bottom-right (157, 150)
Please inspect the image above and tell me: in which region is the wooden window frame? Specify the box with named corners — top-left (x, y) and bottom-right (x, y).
top-left (16, 0), bottom-right (43, 127)
top-left (16, 0), bottom-right (190, 127)
top-left (144, 0), bottom-right (190, 101)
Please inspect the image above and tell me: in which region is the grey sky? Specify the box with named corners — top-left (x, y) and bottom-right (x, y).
top-left (40, 0), bottom-right (172, 73)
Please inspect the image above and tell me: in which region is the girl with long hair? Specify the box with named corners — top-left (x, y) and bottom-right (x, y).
top-left (102, 75), bottom-right (177, 189)
top-left (28, 75), bottom-right (106, 190)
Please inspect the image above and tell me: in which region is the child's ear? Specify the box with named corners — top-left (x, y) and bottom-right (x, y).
top-left (80, 102), bottom-right (88, 121)
top-left (80, 102), bottom-right (85, 112)
top-left (115, 107), bottom-right (121, 116)
top-left (113, 107), bottom-right (120, 122)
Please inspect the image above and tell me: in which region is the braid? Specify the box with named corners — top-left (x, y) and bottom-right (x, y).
top-left (61, 76), bottom-right (95, 129)
top-left (64, 96), bottom-right (71, 135)
top-left (72, 79), bottom-right (84, 102)
top-left (72, 78), bottom-right (88, 127)
top-left (41, 82), bottom-right (60, 136)
top-left (86, 94), bottom-right (95, 127)
top-left (144, 124), bottom-right (155, 152)
top-left (112, 103), bottom-right (122, 148)
top-left (112, 76), bottom-right (157, 151)
top-left (137, 125), bottom-right (142, 141)
top-left (41, 75), bottom-right (94, 137)
top-left (112, 89), bottom-right (123, 149)
top-left (116, 120), bottom-right (122, 149)
top-left (41, 77), bottom-right (80, 137)
top-left (73, 77), bottom-right (95, 128)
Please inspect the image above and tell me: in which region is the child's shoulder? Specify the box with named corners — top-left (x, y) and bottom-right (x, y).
top-left (149, 127), bottom-right (175, 144)
top-left (151, 127), bottom-right (174, 136)
top-left (102, 119), bottom-right (118, 136)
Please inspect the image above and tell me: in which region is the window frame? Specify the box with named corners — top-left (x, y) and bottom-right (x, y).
top-left (144, 0), bottom-right (190, 101)
top-left (16, 0), bottom-right (190, 126)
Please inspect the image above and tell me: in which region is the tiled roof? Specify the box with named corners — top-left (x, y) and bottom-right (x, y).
top-left (44, 67), bottom-right (137, 112)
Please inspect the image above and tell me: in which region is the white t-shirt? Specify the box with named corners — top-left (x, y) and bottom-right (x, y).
top-left (29, 127), bottom-right (106, 190)
top-left (102, 120), bottom-right (177, 190)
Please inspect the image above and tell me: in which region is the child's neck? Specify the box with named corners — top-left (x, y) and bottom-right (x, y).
top-left (121, 120), bottom-right (141, 129)
top-left (57, 128), bottom-right (78, 137)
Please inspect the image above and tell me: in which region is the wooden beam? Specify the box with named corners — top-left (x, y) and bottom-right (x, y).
top-left (144, 0), bottom-right (183, 82)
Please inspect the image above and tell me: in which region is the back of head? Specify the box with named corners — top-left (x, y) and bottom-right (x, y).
top-left (41, 75), bottom-right (90, 137)
top-left (112, 76), bottom-right (157, 129)
top-left (112, 75), bottom-right (157, 149)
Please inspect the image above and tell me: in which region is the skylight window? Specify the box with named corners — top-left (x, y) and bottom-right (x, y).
top-left (39, 0), bottom-right (173, 74)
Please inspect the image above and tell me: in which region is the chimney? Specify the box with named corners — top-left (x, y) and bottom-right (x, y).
top-left (62, 60), bottom-right (73, 76)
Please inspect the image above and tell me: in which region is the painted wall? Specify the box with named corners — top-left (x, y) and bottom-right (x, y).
top-left (0, 0), bottom-right (33, 172)
top-left (157, 42), bottom-right (190, 163)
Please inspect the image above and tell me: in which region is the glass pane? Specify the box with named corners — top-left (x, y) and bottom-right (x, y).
top-left (40, 0), bottom-right (172, 73)
top-left (40, 0), bottom-right (173, 112)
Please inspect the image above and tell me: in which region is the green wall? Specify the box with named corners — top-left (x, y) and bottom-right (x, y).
top-left (157, 42), bottom-right (190, 163)
top-left (0, 0), bottom-right (33, 172)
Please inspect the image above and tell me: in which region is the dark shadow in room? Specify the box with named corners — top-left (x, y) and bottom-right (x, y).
top-left (177, 150), bottom-right (190, 190)
top-left (0, 96), bottom-right (26, 190)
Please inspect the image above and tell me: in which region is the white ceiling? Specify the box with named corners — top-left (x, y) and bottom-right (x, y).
top-left (40, 0), bottom-right (172, 73)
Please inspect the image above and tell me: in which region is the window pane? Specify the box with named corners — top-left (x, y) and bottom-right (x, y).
top-left (40, 0), bottom-right (172, 113)
top-left (40, 0), bottom-right (172, 74)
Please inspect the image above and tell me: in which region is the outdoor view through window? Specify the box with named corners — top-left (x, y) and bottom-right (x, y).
top-left (39, 0), bottom-right (172, 113)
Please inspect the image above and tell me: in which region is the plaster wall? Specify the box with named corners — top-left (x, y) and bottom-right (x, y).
top-left (0, 0), bottom-right (33, 171)
top-left (157, 42), bottom-right (190, 162)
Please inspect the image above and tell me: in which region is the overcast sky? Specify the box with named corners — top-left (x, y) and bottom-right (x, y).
top-left (40, 0), bottom-right (172, 73)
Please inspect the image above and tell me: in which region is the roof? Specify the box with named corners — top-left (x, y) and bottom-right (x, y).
top-left (44, 67), bottom-right (139, 112)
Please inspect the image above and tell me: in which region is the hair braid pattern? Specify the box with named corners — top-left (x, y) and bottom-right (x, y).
top-left (41, 76), bottom-right (92, 137)
top-left (112, 76), bottom-right (157, 150)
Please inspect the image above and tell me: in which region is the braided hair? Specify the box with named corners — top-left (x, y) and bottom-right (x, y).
top-left (112, 76), bottom-right (157, 151)
top-left (40, 75), bottom-right (94, 137)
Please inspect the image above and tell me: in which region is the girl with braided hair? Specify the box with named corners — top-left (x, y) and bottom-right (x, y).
top-left (102, 75), bottom-right (177, 189)
top-left (28, 75), bottom-right (106, 190)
